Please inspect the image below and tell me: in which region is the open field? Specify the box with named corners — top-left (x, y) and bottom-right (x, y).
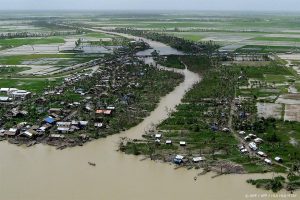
top-left (0, 53), bottom-right (103, 76)
top-left (257, 103), bottom-right (283, 119)
top-left (0, 38), bottom-right (77, 55)
top-left (0, 66), bottom-right (30, 75)
top-left (166, 32), bottom-right (204, 41)
top-left (84, 32), bottom-right (116, 38)
top-left (2, 11), bottom-right (300, 54)
top-left (251, 36), bottom-right (300, 43)
top-left (0, 78), bottom-right (62, 93)
top-left (0, 37), bottom-right (65, 50)
top-left (0, 54), bottom-right (100, 66)
top-left (64, 12), bottom-right (300, 53)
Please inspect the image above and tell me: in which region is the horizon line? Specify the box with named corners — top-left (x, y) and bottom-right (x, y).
top-left (0, 9), bottom-right (300, 13)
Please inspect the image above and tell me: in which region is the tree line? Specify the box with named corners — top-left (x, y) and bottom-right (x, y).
top-left (113, 28), bottom-right (219, 55)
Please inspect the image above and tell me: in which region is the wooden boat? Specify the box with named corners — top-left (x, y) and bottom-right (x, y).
top-left (88, 162), bottom-right (96, 166)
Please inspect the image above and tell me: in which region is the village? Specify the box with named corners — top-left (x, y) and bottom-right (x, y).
top-left (0, 39), bottom-right (183, 149)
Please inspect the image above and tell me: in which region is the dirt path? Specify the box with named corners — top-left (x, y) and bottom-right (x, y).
top-left (228, 88), bottom-right (289, 170)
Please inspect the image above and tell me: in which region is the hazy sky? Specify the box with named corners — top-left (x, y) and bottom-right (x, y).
top-left (0, 0), bottom-right (299, 11)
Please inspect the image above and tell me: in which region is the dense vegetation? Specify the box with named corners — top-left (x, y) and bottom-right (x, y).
top-left (247, 175), bottom-right (300, 192)
top-left (114, 28), bottom-right (219, 54)
top-left (121, 54), bottom-right (300, 179)
top-left (156, 55), bottom-right (185, 69)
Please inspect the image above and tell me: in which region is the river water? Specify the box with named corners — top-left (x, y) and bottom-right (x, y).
top-left (0, 30), bottom-right (299, 200)
top-left (88, 28), bottom-right (184, 56)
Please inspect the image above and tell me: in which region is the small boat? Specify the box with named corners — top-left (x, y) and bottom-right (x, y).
top-left (194, 176), bottom-right (197, 181)
top-left (88, 162), bottom-right (96, 166)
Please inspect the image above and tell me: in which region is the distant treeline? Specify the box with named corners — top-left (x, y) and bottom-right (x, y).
top-left (113, 28), bottom-right (219, 54)
top-left (31, 20), bottom-right (74, 30)
top-left (0, 30), bottom-right (82, 40)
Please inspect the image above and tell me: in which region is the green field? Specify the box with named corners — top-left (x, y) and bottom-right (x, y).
top-left (84, 32), bottom-right (115, 38)
top-left (0, 78), bottom-right (62, 93)
top-left (296, 82), bottom-right (300, 91)
top-left (264, 74), bottom-right (291, 83)
top-left (236, 45), bottom-right (300, 53)
top-left (167, 32), bottom-right (204, 41)
top-left (0, 37), bottom-right (65, 50)
top-left (0, 54), bottom-right (100, 66)
top-left (0, 66), bottom-right (30, 75)
top-left (251, 37), bottom-right (300, 43)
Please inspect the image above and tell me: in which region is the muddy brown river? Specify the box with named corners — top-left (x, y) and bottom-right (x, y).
top-left (0, 31), bottom-right (299, 200)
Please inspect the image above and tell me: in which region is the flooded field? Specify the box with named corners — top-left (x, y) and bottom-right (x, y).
top-left (76, 45), bottom-right (117, 54)
top-left (0, 38), bottom-right (76, 55)
top-left (257, 103), bottom-right (283, 120)
top-left (279, 54), bottom-right (300, 60)
top-left (276, 94), bottom-right (300, 105)
top-left (285, 104), bottom-right (300, 122)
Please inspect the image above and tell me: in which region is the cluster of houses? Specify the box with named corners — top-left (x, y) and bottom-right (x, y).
top-left (238, 131), bottom-right (283, 165)
top-left (232, 97), bottom-right (284, 165)
top-left (0, 122), bottom-right (42, 138)
top-left (43, 73), bottom-right (92, 97)
top-left (148, 128), bottom-right (283, 166)
top-left (173, 154), bottom-right (206, 165)
top-left (64, 72), bottom-right (93, 87)
top-left (154, 133), bottom-right (186, 146)
top-left (152, 132), bottom-right (205, 165)
top-left (43, 108), bottom-right (90, 136)
top-left (0, 95), bottom-right (118, 139)
top-left (0, 48), bottom-right (158, 147)
top-left (0, 88), bottom-right (31, 102)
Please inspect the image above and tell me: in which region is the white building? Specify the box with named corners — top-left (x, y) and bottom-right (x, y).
top-left (249, 142), bottom-right (258, 151)
top-left (0, 88), bottom-right (31, 100)
top-left (11, 90), bottom-right (31, 100)
top-left (193, 157), bottom-right (205, 163)
top-left (0, 96), bottom-right (11, 102)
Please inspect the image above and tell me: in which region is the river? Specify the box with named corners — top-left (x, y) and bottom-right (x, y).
top-left (0, 30), bottom-right (298, 200)
top-left (87, 28), bottom-right (184, 56)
